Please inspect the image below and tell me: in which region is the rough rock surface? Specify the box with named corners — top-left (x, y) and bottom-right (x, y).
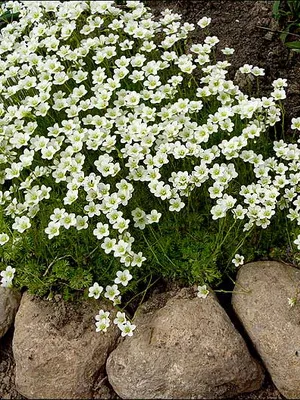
top-left (232, 261), bottom-right (300, 399)
top-left (107, 287), bottom-right (264, 399)
top-left (0, 288), bottom-right (21, 339)
top-left (13, 292), bottom-right (119, 399)
top-left (0, 327), bottom-right (26, 400)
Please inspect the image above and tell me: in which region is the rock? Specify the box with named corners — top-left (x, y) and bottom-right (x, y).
top-left (263, 19), bottom-right (279, 41)
top-left (0, 288), bottom-right (21, 338)
top-left (13, 292), bottom-right (119, 399)
top-left (288, 82), bottom-right (300, 95)
top-left (107, 287), bottom-right (264, 399)
top-left (0, 327), bottom-right (24, 400)
top-left (264, 31), bottom-right (274, 41)
top-left (232, 261), bottom-right (300, 399)
top-left (234, 70), bottom-right (255, 92)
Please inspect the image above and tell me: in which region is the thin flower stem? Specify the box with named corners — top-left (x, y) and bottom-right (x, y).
top-left (279, 100), bottom-right (285, 141)
top-left (225, 226), bottom-right (254, 270)
top-left (148, 226), bottom-right (177, 267)
top-left (214, 288), bottom-right (251, 295)
top-left (142, 232), bottom-right (165, 268)
top-left (122, 276), bottom-right (160, 311)
top-left (226, 273), bottom-right (251, 293)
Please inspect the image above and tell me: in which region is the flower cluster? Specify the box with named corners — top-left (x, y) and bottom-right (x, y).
top-left (95, 309), bottom-right (136, 336)
top-left (0, 0), bottom-right (299, 333)
top-left (0, 265), bottom-right (15, 287)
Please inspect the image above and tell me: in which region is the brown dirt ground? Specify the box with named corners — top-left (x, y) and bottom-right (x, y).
top-left (1, 1), bottom-right (299, 398)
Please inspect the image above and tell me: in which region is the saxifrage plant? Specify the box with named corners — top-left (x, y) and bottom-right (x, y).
top-left (0, 0), bottom-right (299, 334)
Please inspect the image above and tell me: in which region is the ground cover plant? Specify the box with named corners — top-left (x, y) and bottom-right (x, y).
top-left (0, 0), bottom-right (299, 334)
top-left (273, 0), bottom-right (300, 52)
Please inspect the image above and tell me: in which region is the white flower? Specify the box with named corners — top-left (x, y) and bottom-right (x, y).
top-left (113, 311), bottom-right (127, 327)
top-left (251, 66), bottom-right (265, 77)
top-left (101, 237), bottom-right (117, 254)
top-left (104, 284), bottom-right (120, 301)
top-left (147, 210), bottom-right (162, 224)
top-left (0, 265), bottom-right (15, 280)
top-left (1, 265), bottom-right (15, 288)
top-left (95, 319), bottom-right (110, 333)
top-left (291, 117), bottom-right (300, 131)
top-left (0, 233), bottom-right (9, 246)
top-left (197, 17), bottom-right (211, 29)
top-left (131, 208), bottom-right (146, 220)
top-left (221, 47), bottom-right (235, 55)
top-left (232, 205), bottom-right (247, 220)
top-left (119, 321), bottom-right (136, 337)
top-left (113, 295), bottom-right (122, 306)
top-left (0, 278), bottom-right (13, 288)
top-left (294, 235), bottom-right (300, 250)
top-left (93, 223), bottom-right (110, 240)
top-left (75, 215), bottom-right (88, 230)
top-left (113, 240), bottom-right (129, 257)
top-left (88, 282), bottom-right (103, 299)
top-left (169, 197), bottom-right (185, 212)
top-left (60, 213), bottom-right (76, 229)
top-left (239, 64), bottom-right (253, 74)
top-left (95, 309), bottom-right (110, 321)
top-left (12, 216), bottom-right (31, 233)
top-left (271, 88), bottom-right (286, 100)
top-left (132, 252), bottom-right (146, 267)
top-left (272, 78), bottom-right (287, 88)
top-left (211, 204), bottom-right (227, 220)
top-left (232, 254), bottom-right (245, 267)
top-left (197, 285), bottom-right (209, 299)
top-left (114, 269), bottom-right (133, 287)
top-left (204, 36), bottom-right (219, 46)
top-left (45, 221), bottom-right (60, 239)
top-left (288, 297), bottom-right (297, 307)
top-left (84, 202), bottom-right (101, 218)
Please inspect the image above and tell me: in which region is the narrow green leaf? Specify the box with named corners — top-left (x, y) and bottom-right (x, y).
top-left (287, 0), bottom-right (295, 13)
top-left (0, 11), bottom-right (19, 24)
top-left (272, 0), bottom-right (281, 19)
top-left (287, 0), bottom-right (300, 17)
top-left (285, 40), bottom-right (300, 49)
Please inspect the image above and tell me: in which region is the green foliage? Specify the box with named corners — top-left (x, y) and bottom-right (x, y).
top-left (0, 6), bottom-right (20, 30)
top-left (273, 0), bottom-right (300, 52)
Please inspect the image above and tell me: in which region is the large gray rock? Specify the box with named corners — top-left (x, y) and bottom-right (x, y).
top-left (232, 261), bottom-right (300, 399)
top-left (0, 287), bottom-right (21, 338)
top-left (13, 292), bottom-right (119, 399)
top-left (107, 287), bottom-right (263, 399)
